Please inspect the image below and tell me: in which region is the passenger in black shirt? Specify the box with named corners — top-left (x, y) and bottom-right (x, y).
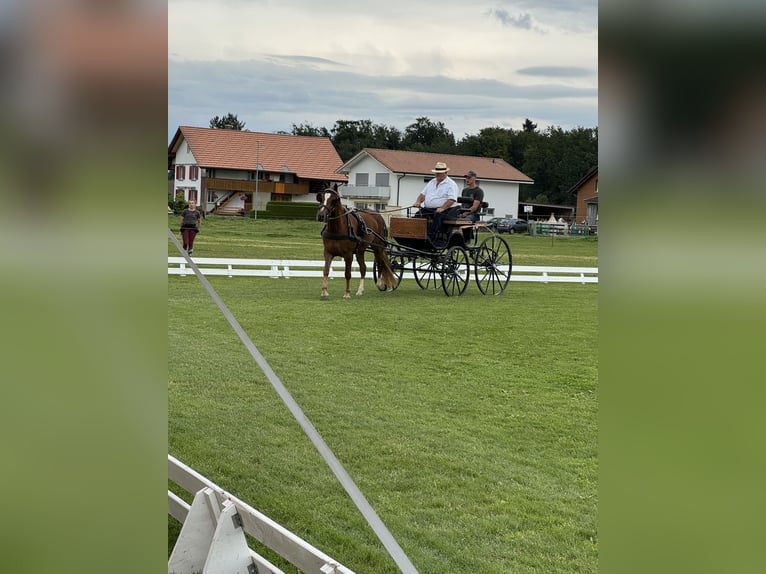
top-left (461, 170), bottom-right (484, 222)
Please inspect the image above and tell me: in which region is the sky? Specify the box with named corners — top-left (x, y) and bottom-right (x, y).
top-left (168, 0), bottom-right (597, 143)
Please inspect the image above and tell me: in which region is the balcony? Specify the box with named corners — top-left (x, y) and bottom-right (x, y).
top-left (340, 185), bottom-right (391, 200)
top-left (204, 177), bottom-right (309, 196)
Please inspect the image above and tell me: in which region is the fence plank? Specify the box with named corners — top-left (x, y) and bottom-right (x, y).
top-left (168, 455), bottom-right (356, 574)
top-left (168, 258), bottom-right (598, 283)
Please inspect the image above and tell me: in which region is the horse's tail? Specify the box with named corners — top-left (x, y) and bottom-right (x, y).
top-left (374, 248), bottom-right (397, 291)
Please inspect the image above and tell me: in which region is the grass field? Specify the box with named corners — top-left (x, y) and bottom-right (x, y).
top-left (168, 215), bottom-right (598, 573)
top-left (167, 214), bottom-right (599, 267)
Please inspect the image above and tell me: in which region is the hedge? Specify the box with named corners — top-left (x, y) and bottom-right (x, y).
top-left (252, 201), bottom-right (318, 220)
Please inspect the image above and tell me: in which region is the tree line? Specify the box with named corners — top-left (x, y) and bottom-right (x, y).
top-left (210, 113), bottom-right (597, 206)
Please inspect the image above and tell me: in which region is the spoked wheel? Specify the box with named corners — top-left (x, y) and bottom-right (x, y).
top-left (474, 235), bottom-right (512, 295)
top-left (441, 246), bottom-right (470, 297)
top-left (413, 256), bottom-right (441, 290)
top-left (373, 253), bottom-right (406, 291)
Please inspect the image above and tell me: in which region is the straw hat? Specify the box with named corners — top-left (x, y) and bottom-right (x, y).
top-left (431, 161), bottom-right (449, 173)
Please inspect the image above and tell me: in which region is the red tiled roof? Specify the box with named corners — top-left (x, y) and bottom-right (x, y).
top-left (344, 149), bottom-right (533, 183)
top-left (169, 126), bottom-right (347, 182)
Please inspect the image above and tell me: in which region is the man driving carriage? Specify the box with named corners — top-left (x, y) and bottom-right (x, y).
top-left (411, 161), bottom-right (460, 247)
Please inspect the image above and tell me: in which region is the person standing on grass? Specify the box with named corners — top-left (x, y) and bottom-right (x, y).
top-left (180, 200), bottom-right (202, 255)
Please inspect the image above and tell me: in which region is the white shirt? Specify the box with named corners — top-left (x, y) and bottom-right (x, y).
top-left (422, 176), bottom-right (459, 208)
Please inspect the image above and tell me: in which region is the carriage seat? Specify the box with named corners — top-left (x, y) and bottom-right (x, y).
top-left (457, 198), bottom-right (489, 208)
top-left (413, 205), bottom-right (461, 221)
top-left (456, 198), bottom-right (490, 220)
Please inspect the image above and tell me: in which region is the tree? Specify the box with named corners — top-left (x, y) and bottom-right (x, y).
top-left (402, 117), bottom-right (455, 153)
top-left (291, 122), bottom-right (330, 138)
top-left (520, 126), bottom-right (597, 204)
top-left (329, 119), bottom-right (380, 161)
top-left (457, 126), bottom-right (512, 159)
top-left (209, 113), bottom-right (245, 130)
top-left (261, 114), bottom-right (598, 208)
top-left (522, 118), bottom-right (538, 133)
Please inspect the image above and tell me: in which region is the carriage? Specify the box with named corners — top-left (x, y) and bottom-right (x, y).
top-left (374, 198), bottom-right (512, 296)
top-left (316, 186), bottom-right (512, 299)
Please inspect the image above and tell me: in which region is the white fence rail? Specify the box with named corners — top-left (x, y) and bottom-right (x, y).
top-left (168, 257), bottom-right (598, 284)
top-left (168, 454), bottom-right (355, 574)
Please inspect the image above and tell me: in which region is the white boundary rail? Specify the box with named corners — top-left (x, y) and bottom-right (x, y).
top-left (168, 454), bottom-right (355, 574)
top-left (168, 257), bottom-right (598, 284)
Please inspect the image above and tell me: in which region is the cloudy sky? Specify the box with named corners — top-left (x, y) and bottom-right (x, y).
top-left (168, 0), bottom-right (597, 143)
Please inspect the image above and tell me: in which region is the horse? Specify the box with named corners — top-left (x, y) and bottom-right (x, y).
top-left (316, 185), bottom-right (398, 300)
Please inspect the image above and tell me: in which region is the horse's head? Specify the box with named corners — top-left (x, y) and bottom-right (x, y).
top-left (316, 187), bottom-right (343, 222)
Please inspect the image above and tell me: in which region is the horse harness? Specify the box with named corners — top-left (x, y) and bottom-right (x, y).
top-left (321, 209), bottom-right (376, 245)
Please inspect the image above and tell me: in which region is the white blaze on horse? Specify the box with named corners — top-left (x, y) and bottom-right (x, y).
top-left (316, 185), bottom-right (398, 300)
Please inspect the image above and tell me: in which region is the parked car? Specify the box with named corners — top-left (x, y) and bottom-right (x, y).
top-left (486, 217), bottom-right (504, 230)
top-left (495, 218), bottom-right (528, 234)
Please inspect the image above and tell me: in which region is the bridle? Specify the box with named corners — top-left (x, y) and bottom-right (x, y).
top-left (318, 188), bottom-right (389, 244)
top-left (317, 189), bottom-right (353, 222)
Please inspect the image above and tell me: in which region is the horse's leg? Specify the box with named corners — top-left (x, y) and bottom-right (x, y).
top-left (343, 253), bottom-right (354, 299)
top-left (372, 246), bottom-right (389, 290)
top-left (355, 248), bottom-right (367, 296)
top-left (320, 254), bottom-right (332, 300)
top-left (343, 254), bottom-right (353, 299)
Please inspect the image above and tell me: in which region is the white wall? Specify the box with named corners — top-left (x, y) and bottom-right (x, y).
top-left (172, 137), bottom-right (202, 203)
top-left (348, 156), bottom-right (391, 188)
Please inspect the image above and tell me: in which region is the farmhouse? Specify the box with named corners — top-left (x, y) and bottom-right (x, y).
top-left (336, 149), bottom-right (533, 220)
top-left (568, 166), bottom-right (598, 228)
top-left (168, 126), bottom-right (347, 214)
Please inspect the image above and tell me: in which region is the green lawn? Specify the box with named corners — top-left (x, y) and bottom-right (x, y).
top-left (168, 214), bottom-right (598, 573)
top-left (168, 214), bottom-right (598, 267)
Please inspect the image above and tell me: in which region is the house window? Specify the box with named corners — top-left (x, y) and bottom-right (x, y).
top-left (189, 166), bottom-right (199, 180)
top-left (355, 173), bottom-right (369, 186)
top-left (375, 173), bottom-right (390, 187)
top-left (356, 202), bottom-right (386, 211)
top-left (176, 165), bottom-right (186, 180)
top-left (188, 189), bottom-right (198, 203)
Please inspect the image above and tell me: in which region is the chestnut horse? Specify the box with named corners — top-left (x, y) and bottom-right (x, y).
top-left (316, 186), bottom-right (397, 300)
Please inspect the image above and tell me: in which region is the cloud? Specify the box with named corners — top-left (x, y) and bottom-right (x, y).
top-left (489, 9), bottom-right (534, 30)
top-left (168, 57), bottom-right (597, 140)
top-left (263, 54), bottom-right (349, 69)
top-left (518, 66), bottom-right (594, 78)
top-left (167, 1), bottom-right (597, 140)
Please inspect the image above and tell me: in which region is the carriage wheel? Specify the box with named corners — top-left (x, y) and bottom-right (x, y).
top-left (441, 246), bottom-right (470, 297)
top-left (373, 253), bottom-right (405, 291)
top-left (413, 256), bottom-right (441, 290)
top-left (474, 235), bottom-right (512, 295)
